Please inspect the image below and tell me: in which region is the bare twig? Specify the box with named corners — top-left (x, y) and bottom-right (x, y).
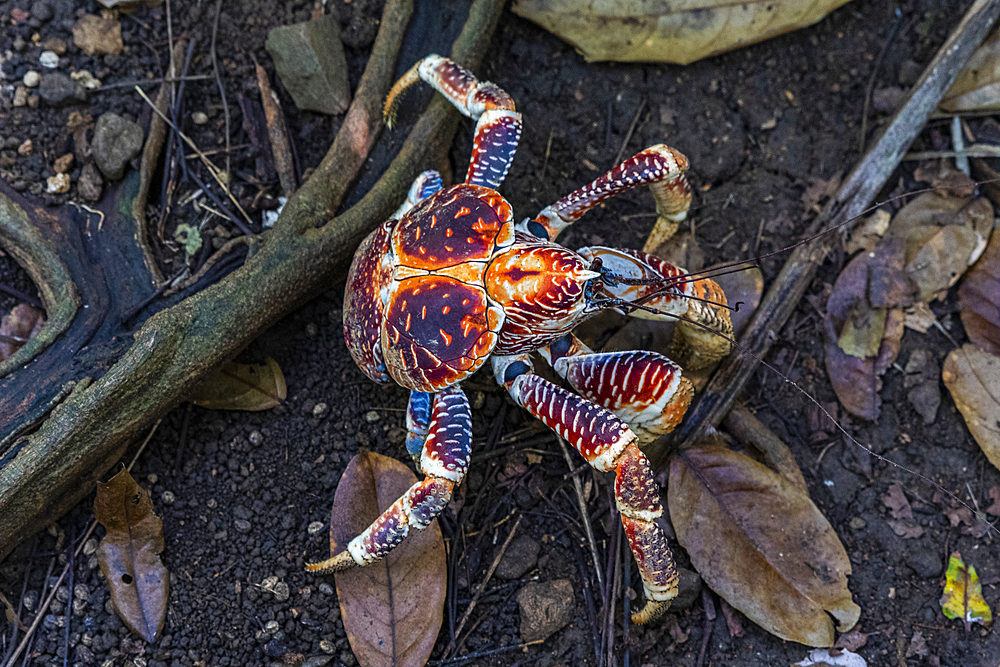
top-left (253, 57), bottom-right (297, 197)
top-left (211, 0), bottom-right (232, 179)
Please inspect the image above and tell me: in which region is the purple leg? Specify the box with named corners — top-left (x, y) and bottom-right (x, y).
top-left (384, 55), bottom-right (523, 190)
top-left (520, 145), bottom-right (691, 242)
top-left (306, 386), bottom-right (471, 573)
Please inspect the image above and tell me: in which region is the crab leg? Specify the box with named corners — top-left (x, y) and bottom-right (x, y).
top-left (392, 170), bottom-right (444, 220)
top-left (521, 145), bottom-right (691, 243)
top-left (539, 334), bottom-right (694, 444)
top-left (306, 387), bottom-right (471, 573)
top-left (493, 355), bottom-right (679, 623)
top-left (384, 55), bottom-right (522, 190)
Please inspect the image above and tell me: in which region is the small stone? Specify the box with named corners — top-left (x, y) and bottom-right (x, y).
top-left (907, 548), bottom-right (943, 579)
top-left (365, 410), bottom-right (380, 423)
top-left (312, 402), bottom-right (328, 418)
top-left (78, 163), bottom-right (103, 202)
top-left (72, 14), bottom-right (124, 55)
top-left (265, 15), bottom-right (351, 115)
top-left (234, 519), bottom-right (252, 533)
top-left (46, 173), bottom-right (70, 193)
top-left (161, 490), bottom-right (176, 505)
top-left (319, 640), bottom-right (336, 654)
top-left (41, 37), bottom-right (67, 54)
top-left (23, 590), bottom-right (39, 611)
top-left (517, 579), bottom-right (574, 643)
top-left (318, 582), bottom-right (333, 595)
top-left (13, 87), bottom-right (29, 107)
top-left (272, 581), bottom-right (290, 602)
top-left (56, 585), bottom-right (70, 603)
top-left (23, 70), bottom-right (40, 87)
top-left (53, 153), bottom-right (73, 173)
top-left (302, 657), bottom-right (334, 667)
top-left (192, 111), bottom-right (208, 124)
top-left (18, 139), bottom-right (33, 156)
top-left (249, 430), bottom-right (264, 446)
top-left (496, 535), bottom-right (540, 580)
top-left (147, 473), bottom-right (158, 485)
top-left (38, 72), bottom-right (87, 107)
top-left (307, 521), bottom-right (325, 535)
top-left (82, 538), bottom-right (99, 556)
top-left (265, 619), bottom-right (280, 634)
top-left (70, 70), bottom-right (102, 89)
top-left (850, 517), bottom-right (867, 530)
top-left (92, 112), bottom-right (143, 180)
top-left (73, 584), bottom-right (90, 601)
top-left (31, 1), bottom-right (53, 21)
top-left (39, 51), bottom-right (59, 68)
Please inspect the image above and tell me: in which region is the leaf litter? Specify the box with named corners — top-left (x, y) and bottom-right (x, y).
top-left (93, 466), bottom-right (169, 643)
top-left (940, 551), bottom-right (993, 630)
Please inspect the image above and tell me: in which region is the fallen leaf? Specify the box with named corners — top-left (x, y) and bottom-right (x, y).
top-left (511, 0), bottom-right (853, 65)
top-left (941, 552), bottom-right (993, 630)
top-left (986, 486), bottom-right (1000, 516)
top-left (941, 27), bottom-right (1000, 111)
top-left (824, 245), bottom-right (906, 420)
top-left (188, 358), bottom-right (287, 411)
top-left (834, 628), bottom-right (868, 651)
top-left (801, 174), bottom-right (842, 214)
top-left (94, 467), bottom-right (168, 643)
top-left (903, 302), bottom-right (937, 333)
top-left (942, 345), bottom-right (1000, 472)
top-left (904, 349), bottom-right (941, 425)
top-left (794, 647), bottom-right (868, 667)
top-left (72, 14), bottom-right (124, 56)
top-left (886, 518), bottom-right (924, 539)
top-left (0, 590), bottom-right (27, 631)
top-left (669, 440), bottom-right (859, 647)
top-left (905, 224), bottom-right (987, 303)
top-left (845, 209), bottom-right (891, 255)
top-left (905, 630), bottom-right (928, 658)
top-left (0, 303), bottom-right (45, 361)
top-left (882, 483), bottom-right (913, 520)
top-left (959, 224), bottom-right (1000, 356)
top-left (330, 451), bottom-right (446, 667)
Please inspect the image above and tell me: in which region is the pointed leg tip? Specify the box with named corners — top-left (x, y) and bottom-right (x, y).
top-left (631, 599), bottom-right (671, 624)
top-left (305, 550), bottom-right (357, 574)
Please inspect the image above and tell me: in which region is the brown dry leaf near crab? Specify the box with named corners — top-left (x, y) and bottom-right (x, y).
top-left (329, 451), bottom-right (446, 667)
top-left (186, 357), bottom-right (287, 411)
top-left (511, 0), bottom-right (853, 65)
top-left (94, 466), bottom-right (169, 643)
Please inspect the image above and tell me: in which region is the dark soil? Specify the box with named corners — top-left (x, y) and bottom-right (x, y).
top-left (2, 0), bottom-right (999, 666)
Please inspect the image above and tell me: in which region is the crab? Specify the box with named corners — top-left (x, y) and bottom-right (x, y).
top-left (307, 55), bottom-right (734, 623)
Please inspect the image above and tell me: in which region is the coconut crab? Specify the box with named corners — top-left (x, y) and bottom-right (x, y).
top-left (307, 55), bottom-right (734, 623)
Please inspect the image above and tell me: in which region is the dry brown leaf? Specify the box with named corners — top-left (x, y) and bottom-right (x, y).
top-left (941, 27), bottom-right (1000, 111)
top-left (942, 345), bottom-right (1000, 472)
top-left (94, 467), bottom-right (168, 643)
top-left (903, 348), bottom-right (941, 425)
top-left (72, 14), bottom-right (124, 56)
top-left (511, 0), bottom-right (853, 65)
top-left (0, 303), bottom-right (44, 361)
top-left (959, 225), bottom-right (1000, 356)
top-left (669, 440), bottom-right (859, 647)
top-left (845, 209), bottom-right (891, 255)
top-left (824, 245), bottom-right (906, 420)
top-left (187, 358), bottom-right (287, 410)
top-left (330, 451), bottom-right (446, 667)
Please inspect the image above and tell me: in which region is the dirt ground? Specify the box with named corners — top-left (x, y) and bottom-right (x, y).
top-left (2, 0), bottom-right (999, 666)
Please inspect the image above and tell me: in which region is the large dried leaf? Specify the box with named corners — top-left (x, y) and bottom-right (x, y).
top-left (187, 357), bottom-right (287, 410)
top-left (941, 27), bottom-right (1000, 111)
top-left (941, 552), bottom-right (993, 629)
top-left (94, 467), bottom-right (168, 643)
top-left (942, 345), bottom-right (1000, 472)
top-left (824, 243), bottom-right (906, 420)
top-left (959, 226), bottom-right (1000, 356)
top-left (0, 303), bottom-right (45, 361)
top-left (511, 0), bottom-right (854, 65)
top-left (331, 451), bottom-right (446, 667)
top-left (669, 441), bottom-right (859, 647)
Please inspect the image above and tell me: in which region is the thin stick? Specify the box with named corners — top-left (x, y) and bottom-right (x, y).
top-left (556, 435), bottom-right (603, 588)
top-left (613, 99), bottom-right (646, 168)
top-left (904, 145), bottom-right (1000, 159)
top-left (211, 0), bottom-right (231, 179)
top-left (444, 514), bottom-right (522, 659)
top-left (253, 56), bottom-right (297, 196)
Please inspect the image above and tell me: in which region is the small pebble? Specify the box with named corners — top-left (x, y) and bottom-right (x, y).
top-left (31, 1), bottom-right (53, 22)
top-left (272, 581), bottom-right (290, 602)
top-left (320, 640), bottom-right (336, 654)
top-left (365, 410), bottom-right (380, 423)
top-left (53, 152), bottom-right (73, 173)
top-left (312, 403), bottom-right (328, 418)
top-left (849, 517), bottom-right (866, 530)
top-left (161, 490), bottom-right (176, 505)
top-left (249, 430), bottom-right (264, 446)
top-left (260, 575), bottom-right (279, 591)
top-left (71, 69), bottom-right (101, 89)
top-left (318, 583), bottom-right (333, 595)
top-left (56, 585), bottom-right (70, 603)
top-left (18, 139), bottom-right (32, 156)
top-left (234, 519), bottom-right (252, 533)
top-left (46, 173), bottom-right (70, 193)
top-left (23, 70), bottom-right (40, 87)
top-left (305, 322), bottom-right (318, 337)
top-left (308, 521), bottom-right (325, 535)
top-left (41, 37), bottom-right (67, 54)
top-left (39, 51), bottom-right (59, 68)
top-left (192, 111), bottom-right (208, 124)
top-left (265, 620), bottom-right (280, 633)
top-left (13, 87), bottom-right (29, 107)
top-left (147, 473), bottom-right (158, 484)
top-left (73, 584), bottom-right (89, 601)
top-left (82, 538), bottom-right (98, 556)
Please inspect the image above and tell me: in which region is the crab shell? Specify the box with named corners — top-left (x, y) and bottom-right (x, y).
top-left (344, 183), bottom-right (516, 392)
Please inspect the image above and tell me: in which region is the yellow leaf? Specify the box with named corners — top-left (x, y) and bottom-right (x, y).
top-left (941, 552), bottom-right (993, 629)
top-left (512, 0), bottom-right (854, 65)
top-left (188, 357), bottom-right (287, 411)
